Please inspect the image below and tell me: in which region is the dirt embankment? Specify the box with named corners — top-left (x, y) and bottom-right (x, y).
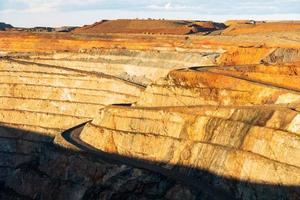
top-left (222, 21), bottom-right (300, 35)
top-left (73, 19), bottom-right (226, 35)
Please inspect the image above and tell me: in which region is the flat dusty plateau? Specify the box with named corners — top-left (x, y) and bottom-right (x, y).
top-left (0, 19), bottom-right (300, 200)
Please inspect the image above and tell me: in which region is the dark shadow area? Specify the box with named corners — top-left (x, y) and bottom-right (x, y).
top-left (111, 103), bottom-right (133, 107)
top-left (0, 124), bottom-right (299, 200)
top-left (63, 123), bottom-right (300, 200)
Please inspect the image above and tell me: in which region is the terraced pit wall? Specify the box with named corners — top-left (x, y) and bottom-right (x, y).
top-left (0, 32), bottom-right (225, 199)
top-left (0, 31), bottom-right (300, 199)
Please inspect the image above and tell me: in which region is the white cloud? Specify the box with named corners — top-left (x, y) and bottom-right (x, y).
top-left (2, 0), bottom-right (300, 14)
top-left (1, 0), bottom-right (107, 13)
top-left (147, 2), bottom-right (196, 12)
top-left (164, 2), bottom-right (171, 10)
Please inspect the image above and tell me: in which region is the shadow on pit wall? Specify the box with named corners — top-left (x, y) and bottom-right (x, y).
top-left (0, 124), bottom-right (299, 200)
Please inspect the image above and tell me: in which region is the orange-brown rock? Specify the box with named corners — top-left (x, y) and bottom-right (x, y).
top-left (222, 21), bottom-right (300, 35)
top-left (73, 19), bottom-right (225, 35)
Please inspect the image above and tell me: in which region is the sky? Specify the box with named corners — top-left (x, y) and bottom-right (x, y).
top-left (0, 0), bottom-right (300, 27)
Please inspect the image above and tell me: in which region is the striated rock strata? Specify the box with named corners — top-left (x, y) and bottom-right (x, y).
top-left (0, 28), bottom-right (300, 199)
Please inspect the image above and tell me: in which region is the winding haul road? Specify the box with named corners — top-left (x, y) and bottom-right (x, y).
top-left (61, 121), bottom-right (233, 200)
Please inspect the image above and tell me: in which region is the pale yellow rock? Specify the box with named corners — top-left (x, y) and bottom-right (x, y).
top-left (80, 123), bottom-right (300, 185)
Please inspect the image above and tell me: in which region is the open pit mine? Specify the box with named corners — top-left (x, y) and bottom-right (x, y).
top-left (0, 20), bottom-right (300, 200)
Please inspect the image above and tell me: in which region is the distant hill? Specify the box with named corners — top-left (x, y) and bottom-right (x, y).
top-left (3, 26), bottom-right (78, 33)
top-left (54, 26), bottom-right (78, 32)
top-left (0, 22), bottom-right (13, 30)
top-left (27, 26), bottom-right (78, 32)
top-left (222, 20), bottom-right (300, 35)
top-left (73, 19), bottom-right (226, 35)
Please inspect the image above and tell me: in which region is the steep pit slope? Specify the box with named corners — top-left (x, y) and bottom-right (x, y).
top-left (78, 62), bottom-right (300, 199)
top-left (0, 59), bottom-right (143, 135)
top-left (15, 49), bottom-right (219, 86)
top-left (207, 63), bottom-right (300, 90)
top-left (0, 32), bottom-right (224, 199)
top-left (0, 29), bottom-right (300, 200)
top-left (73, 19), bottom-right (225, 35)
top-left (137, 65), bottom-right (300, 107)
top-left (79, 105), bottom-right (300, 198)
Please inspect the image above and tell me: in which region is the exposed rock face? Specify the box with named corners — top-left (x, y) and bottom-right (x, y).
top-left (0, 59), bottom-right (143, 135)
top-left (15, 49), bottom-right (220, 85)
top-left (0, 27), bottom-right (300, 199)
top-left (78, 59), bottom-right (300, 198)
top-left (262, 48), bottom-right (300, 64)
top-left (137, 67), bottom-right (300, 107)
top-left (79, 105), bottom-right (300, 198)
